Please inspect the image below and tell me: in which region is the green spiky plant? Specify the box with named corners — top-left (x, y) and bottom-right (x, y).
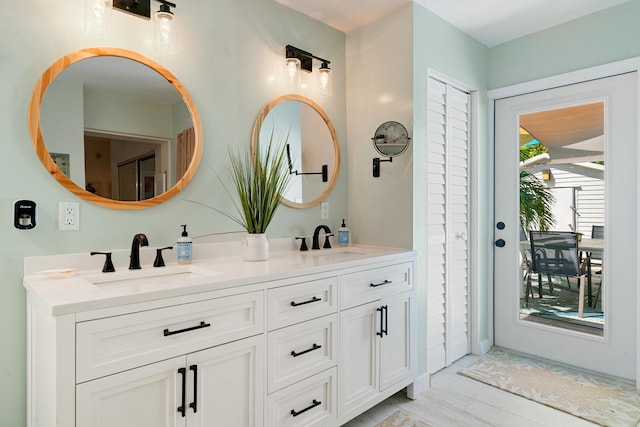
top-left (519, 148), bottom-right (555, 231)
top-left (224, 136), bottom-right (291, 234)
top-left (188, 132), bottom-right (291, 234)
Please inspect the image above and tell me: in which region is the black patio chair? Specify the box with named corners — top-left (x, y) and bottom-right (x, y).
top-left (528, 231), bottom-right (589, 317)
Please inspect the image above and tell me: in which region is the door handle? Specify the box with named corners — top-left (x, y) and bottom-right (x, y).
top-left (495, 239), bottom-right (506, 247)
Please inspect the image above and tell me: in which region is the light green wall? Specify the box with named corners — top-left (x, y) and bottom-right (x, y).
top-left (411, 3), bottom-right (490, 373)
top-left (488, 0), bottom-right (640, 88)
top-left (0, 1), bottom-right (345, 425)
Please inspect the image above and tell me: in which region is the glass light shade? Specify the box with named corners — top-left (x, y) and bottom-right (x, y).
top-left (319, 66), bottom-right (332, 96)
top-left (286, 57), bottom-right (301, 90)
top-left (84, 0), bottom-right (112, 35)
top-left (154, 10), bottom-right (176, 55)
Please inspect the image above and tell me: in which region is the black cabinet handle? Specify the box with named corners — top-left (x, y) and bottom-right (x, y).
top-left (291, 296), bottom-right (321, 307)
top-left (164, 321), bottom-right (211, 336)
top-left (370, 279), bottom-right (392, 287)
top-left (177, 367), bottom-right (186, 417)
top-left (291, 343), bottom-right (322, 357)
top-left (376, 307), bottom-right (384, 337)
top-left (189, 365), bottom-right (198, 413)
top-left (376, 305), bottom-right (388, 337)
top-left (383, 305), bottom-right (388, 336)
top-left (291, 399), bottom-right (321, 417)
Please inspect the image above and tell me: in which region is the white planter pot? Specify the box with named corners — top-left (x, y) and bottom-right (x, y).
top-left (243, 233), bottom-right (269, 261)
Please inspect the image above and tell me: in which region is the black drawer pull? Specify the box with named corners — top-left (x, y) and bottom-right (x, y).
top-left (376, 306), bottom-right (384, 337)
top-left (291, 399), bottom-right (321, 417)
top-left (177, 367), bottom-right (186, 417)
top-left (291, 296), bottom-right (321, 307)
top-left (164, 321), bottom-right (211, 337)
top-left (291, 343), bottom-right (322, 357)
top-left (370, 279), bottom-right (392, 288)
top-left (189, 364), bottom-right (198, 413)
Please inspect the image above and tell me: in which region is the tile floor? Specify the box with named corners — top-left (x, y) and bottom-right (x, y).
top-left (343, 354), bottom-right (599, 426)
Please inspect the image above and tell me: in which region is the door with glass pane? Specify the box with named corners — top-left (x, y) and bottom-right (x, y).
top-left (493, 73), bottom-right (637, 380)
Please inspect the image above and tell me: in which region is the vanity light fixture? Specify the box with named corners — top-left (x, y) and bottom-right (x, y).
top-left (154, 0), bottom-right (177, 55)
top-left (84, 0), bottom-right (112, 35)
top-left (285, 45), bottom-right (332, 96)
top-left (112, 0), bottom-right (177, 55)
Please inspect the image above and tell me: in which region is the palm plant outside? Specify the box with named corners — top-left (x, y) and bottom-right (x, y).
top-left (520, 145), bottom-right (555, 232)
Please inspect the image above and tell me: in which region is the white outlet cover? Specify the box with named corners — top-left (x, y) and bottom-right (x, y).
top-left (58, 202), bottom-right (80, 231)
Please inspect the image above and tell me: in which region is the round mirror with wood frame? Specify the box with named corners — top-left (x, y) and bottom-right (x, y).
top-left (28, 47), bottom-right (203, 210)
top-left (251, 94), bottom-right (339, 209)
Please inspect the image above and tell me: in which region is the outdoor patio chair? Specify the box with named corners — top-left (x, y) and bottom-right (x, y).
top-left (521, 225), bottom-right (557, 308)
top-left (528, 231), bottom-right (589, 317)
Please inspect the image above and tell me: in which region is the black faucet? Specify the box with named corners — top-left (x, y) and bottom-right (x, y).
top-left (312, 225), bottom-right (333, 250)
top-left (129, 233), bottom-right (149, 270)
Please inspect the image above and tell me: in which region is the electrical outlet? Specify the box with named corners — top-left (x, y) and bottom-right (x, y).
top-left (320, 202), bottom-right (329, 220)
top-left (59, 202), bottom-right (80, 231)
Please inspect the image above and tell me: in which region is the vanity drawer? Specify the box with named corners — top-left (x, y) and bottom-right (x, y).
top-left (267, 277), bottom-right (337, 330)
top-left (268, 314), bottom-right (337, 393)
top-left (340, 262), bottom-right (413, 309)
top-left (76, 290), bottom-right (263, 382)
top-left (267, 367), bottom-right (337, 427)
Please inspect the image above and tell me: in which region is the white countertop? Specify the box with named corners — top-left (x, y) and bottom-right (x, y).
top-left (23, 241), bottom-right (415, 316)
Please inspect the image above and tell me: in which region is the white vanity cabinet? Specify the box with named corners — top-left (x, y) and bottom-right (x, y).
top-left (338, 262), bottom-right (414, 422)
top-left (76, 335), bottom-right (263, 427)
top-left (266, 277), bottom-right (338, 426)
top-left (27, 289), bottom-right (265, 427)
top-left (25, 246), bottom-right (416, 427)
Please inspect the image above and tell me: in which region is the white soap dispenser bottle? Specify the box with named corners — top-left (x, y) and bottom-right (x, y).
top-left (177, 224), bottom-right (192, 264)
top-left (338, 219), bottom-right (350, 247)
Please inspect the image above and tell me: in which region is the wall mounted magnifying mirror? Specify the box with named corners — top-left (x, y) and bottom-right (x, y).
top-left (372, 121), bottom-right (410, 177)
top-left (28, 47), bottom-right (203, 209)
top-left (252, 94), bottom-right (339, 208)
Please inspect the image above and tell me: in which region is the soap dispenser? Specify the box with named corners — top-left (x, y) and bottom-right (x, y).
top-left (177, 224), bottom-right (192, 264)
top-left (338, 219), bottom-right (350, 247)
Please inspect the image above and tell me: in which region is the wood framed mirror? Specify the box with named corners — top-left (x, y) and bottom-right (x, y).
top-left (251, 94), bottom-right (339, 209)
top-left (28, 47), bottom-right (203, 209)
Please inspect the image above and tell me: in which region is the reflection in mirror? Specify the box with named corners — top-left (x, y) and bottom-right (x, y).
top-left (28, 48), bottom-right (203, 209)
top-left (373, 121), bottom-right (410, 157)
top-left (252, 94), bottom-right (339, 209)
top-left (518, 102), bottom-right (604, 336)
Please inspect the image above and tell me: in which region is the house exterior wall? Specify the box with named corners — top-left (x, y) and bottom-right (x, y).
top-left (530, 164), bottom-right (605, 236)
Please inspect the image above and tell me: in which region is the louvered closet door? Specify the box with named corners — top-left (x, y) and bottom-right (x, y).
top-left (426, 77), bottom-right (470, 373)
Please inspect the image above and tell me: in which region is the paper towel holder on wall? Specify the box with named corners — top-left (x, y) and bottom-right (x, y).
top-left (372, 121), bottom-right (411, 178)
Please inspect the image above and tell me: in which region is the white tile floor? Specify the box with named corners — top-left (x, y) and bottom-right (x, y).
top-left (343, 354), bottom-right (599, 426)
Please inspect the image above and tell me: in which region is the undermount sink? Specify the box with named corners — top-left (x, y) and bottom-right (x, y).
top-left (304, 247), bottom-right (370, 260)
top-left (85, 264), bottom-right (220, 287)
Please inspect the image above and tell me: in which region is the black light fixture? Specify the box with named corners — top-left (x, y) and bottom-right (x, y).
top-left (285, 45), bottom-right (332, 95)
top-left (113, 0), bottom-right (177, 54)
top-left (113, 0), bottom-right (151, 18)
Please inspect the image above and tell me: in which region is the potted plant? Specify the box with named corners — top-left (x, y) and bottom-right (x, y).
top-left (188, 133), bottom-right (291, 261)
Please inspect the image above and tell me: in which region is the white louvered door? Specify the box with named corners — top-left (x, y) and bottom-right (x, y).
top-left (426, 77), bottom-right (471, 373)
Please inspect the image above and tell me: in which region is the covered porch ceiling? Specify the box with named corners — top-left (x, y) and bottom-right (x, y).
top-left (520, 102), bottom-right (604, 164)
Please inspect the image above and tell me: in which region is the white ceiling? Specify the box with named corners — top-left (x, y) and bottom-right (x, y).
top-left (276, 0), bottom-right (629, 46)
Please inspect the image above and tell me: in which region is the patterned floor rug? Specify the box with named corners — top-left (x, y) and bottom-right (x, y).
top-left (458, 348), bottom-right (640, 426)
top-left (375, 410), bottom-right (430, 427)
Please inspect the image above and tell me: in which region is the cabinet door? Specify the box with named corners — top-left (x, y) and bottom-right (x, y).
top-left (187, 335), bottom-right (264, 427)
top-left (338, 301), bottom-right (379, 418)
top-left (379, 293), bottom-right (412, 390)
top-left (76, 356), bottom-right (185, 427)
